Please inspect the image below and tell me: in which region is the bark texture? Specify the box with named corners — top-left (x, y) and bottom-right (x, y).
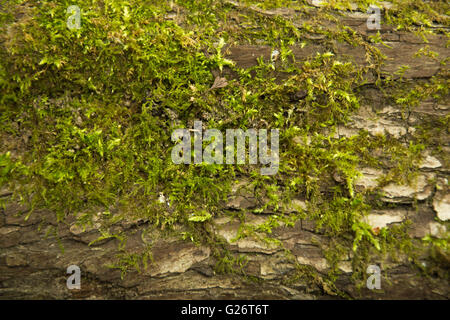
top-left (1, 3), bottom-right (449, 299)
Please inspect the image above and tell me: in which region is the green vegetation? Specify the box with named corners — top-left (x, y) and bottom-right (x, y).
top-left (0, 0), bottom-right (448, 296)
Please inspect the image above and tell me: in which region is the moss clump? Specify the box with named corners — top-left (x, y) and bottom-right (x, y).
top-left (1, 0), bottom-right (448, 295)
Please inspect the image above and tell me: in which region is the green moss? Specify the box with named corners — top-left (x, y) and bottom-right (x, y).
top-left (0, 0), bottom-right (448, 295)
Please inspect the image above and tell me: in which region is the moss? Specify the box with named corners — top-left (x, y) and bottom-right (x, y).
top-left (0, 0), bottom-right (448, 295)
